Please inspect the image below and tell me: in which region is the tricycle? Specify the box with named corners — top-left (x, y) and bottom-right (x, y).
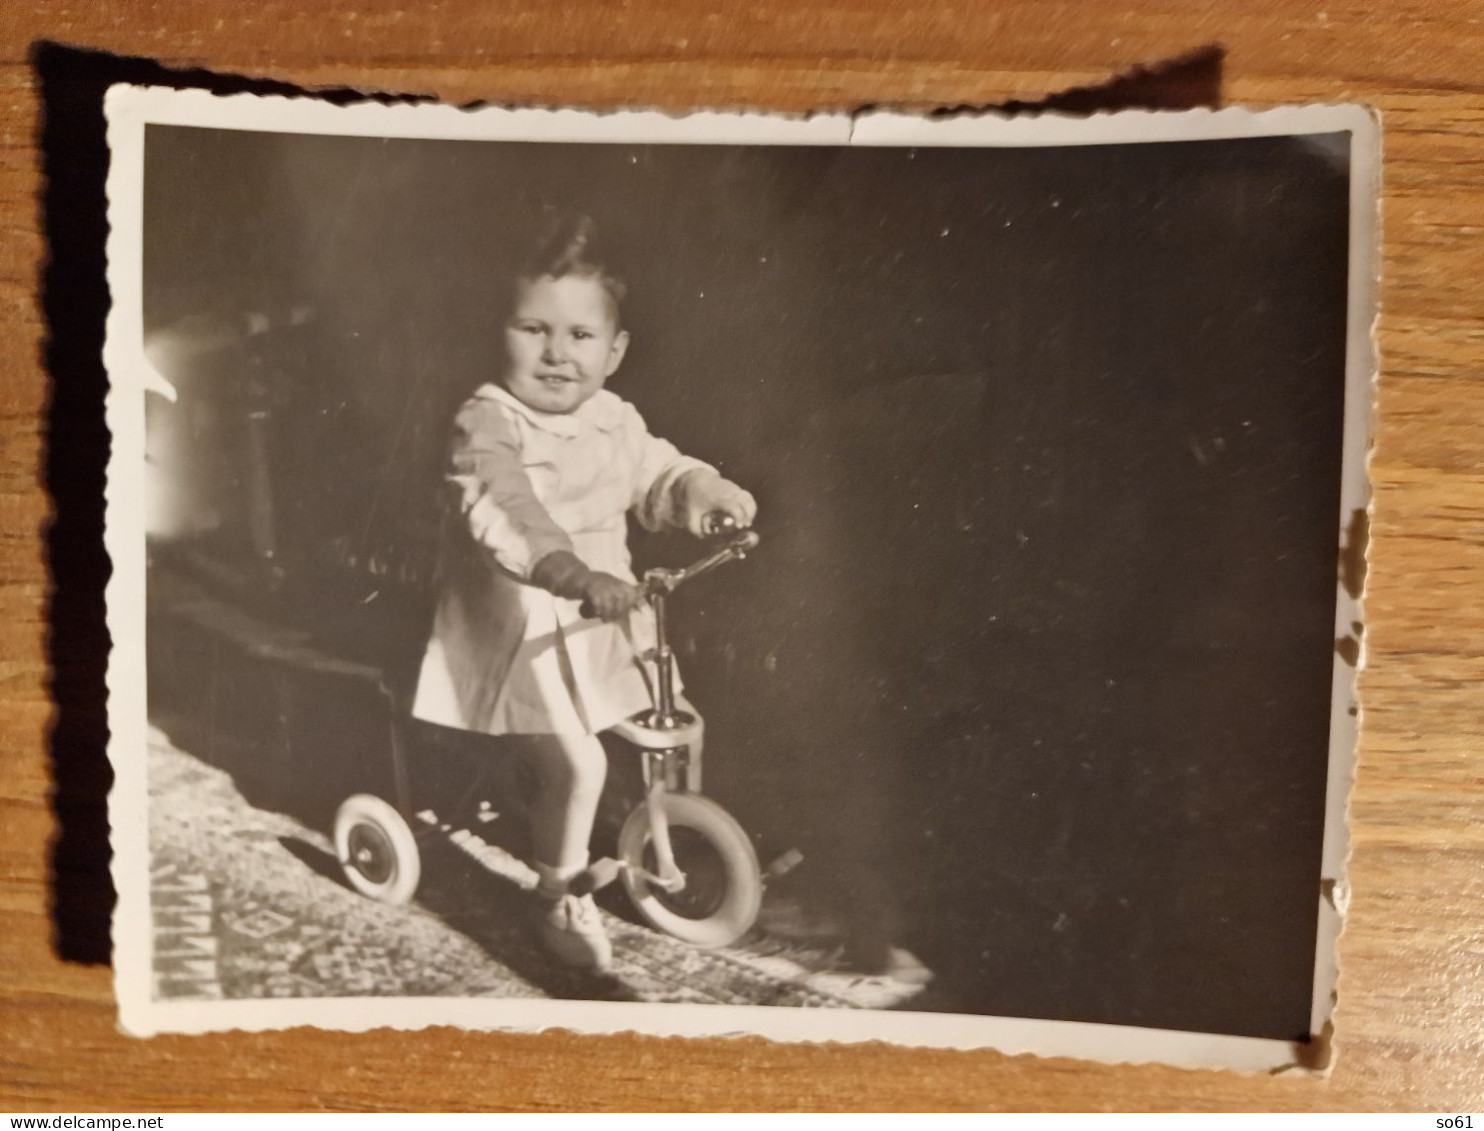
top-left (331, 518), bottom-right (766, 948)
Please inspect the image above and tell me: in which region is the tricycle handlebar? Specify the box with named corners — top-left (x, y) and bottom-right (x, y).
top-left (644, 518), bottom-right (759, 596)
top-left (638, 514), bottom-right (757, 728)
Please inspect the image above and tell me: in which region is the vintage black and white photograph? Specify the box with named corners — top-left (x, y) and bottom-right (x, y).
top-left (102, 90), bottom-right (1375, 1068)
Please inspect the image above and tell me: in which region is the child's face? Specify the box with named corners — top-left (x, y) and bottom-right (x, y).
top-left (502, 273), bottom-right (629, 415)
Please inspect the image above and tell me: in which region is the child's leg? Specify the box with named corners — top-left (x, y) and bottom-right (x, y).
top-left (521, 732), bottom-right (607, 880)
top-left (515, 732), bottom-right (612, 970)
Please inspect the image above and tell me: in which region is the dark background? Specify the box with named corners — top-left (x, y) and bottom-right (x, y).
top-left (140, 123), bottom-right (1351, 1041)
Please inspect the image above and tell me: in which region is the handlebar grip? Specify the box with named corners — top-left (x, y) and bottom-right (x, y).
top-left (702, 512), bottom-right (741, 537)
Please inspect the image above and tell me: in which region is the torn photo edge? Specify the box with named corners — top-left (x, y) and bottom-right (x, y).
top-left (99, 84), bottom-right (1378, 1072)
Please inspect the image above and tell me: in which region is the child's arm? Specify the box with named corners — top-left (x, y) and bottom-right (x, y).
top-left (625, 406), bottom-right (757, 536)
top-left (450, 399), bottom-right (639, 618)
top-left (448, 398), bottom-right (574, 578)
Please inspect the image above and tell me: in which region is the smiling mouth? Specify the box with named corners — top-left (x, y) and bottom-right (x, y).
top-left (537, 373), bottom-right (577, 385)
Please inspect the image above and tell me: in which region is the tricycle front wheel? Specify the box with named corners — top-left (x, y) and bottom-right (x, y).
top-left (618, 792), bottom-right (762, 948)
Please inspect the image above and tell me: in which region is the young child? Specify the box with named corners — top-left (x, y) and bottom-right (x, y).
top-left (412, 215), bottom-right (756, 970)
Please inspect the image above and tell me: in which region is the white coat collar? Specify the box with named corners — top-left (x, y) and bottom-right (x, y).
top-left (473, 383), bottom-right (626, 437)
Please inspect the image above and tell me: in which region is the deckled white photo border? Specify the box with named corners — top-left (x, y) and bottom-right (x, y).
top-left (101, 86), bottom-right (1378, 1071)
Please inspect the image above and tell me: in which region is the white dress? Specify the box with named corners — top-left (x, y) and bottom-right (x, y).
top-left (411, 383), bottom-right (710, 736)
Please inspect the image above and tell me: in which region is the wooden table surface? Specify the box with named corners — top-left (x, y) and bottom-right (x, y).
top-left (2, 0), bottom-right (1481, 1113)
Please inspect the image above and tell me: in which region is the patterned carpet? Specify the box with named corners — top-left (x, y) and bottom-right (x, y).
top-left (147, 726), bottom-right (933, 1009)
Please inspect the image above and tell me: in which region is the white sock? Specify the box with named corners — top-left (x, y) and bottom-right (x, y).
top-left (534, 858), bottom-right (587, 900)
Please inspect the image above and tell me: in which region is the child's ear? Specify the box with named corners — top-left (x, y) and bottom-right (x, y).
top-left (604, 329), bottom-right (630, 377)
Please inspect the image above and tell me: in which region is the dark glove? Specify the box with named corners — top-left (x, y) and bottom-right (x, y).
top-left (531, 551), bottom-right (640, 621)
top-left (579, 572), bottom-right (643, 621)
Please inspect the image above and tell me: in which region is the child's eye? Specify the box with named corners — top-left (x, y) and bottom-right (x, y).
top-left (572, 329), bottom-right (593, 341)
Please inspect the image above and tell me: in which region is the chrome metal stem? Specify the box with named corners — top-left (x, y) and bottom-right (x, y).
top-left (652, 590), bottom-right (677, 724)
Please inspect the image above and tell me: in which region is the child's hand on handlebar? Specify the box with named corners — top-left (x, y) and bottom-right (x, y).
top-left (531, 550), bottom-right (641, 620)
top-left (579, 571), bottom-right (643, 621)
top-left (678, 470), bottom-right (757, 538)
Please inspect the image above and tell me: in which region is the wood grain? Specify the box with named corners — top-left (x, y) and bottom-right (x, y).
top-left (2, 0), bottom-right (1482, 1112)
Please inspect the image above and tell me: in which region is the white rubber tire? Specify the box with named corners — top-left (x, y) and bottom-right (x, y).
top-left (619, 792), bottom-right (763, 948)
top-left (334, 793), bottom-right (422, 906)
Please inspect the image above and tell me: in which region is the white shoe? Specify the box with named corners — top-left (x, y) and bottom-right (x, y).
top-left (539, 892), bottom-right (613, 971)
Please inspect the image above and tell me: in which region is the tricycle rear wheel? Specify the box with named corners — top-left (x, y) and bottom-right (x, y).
top-left (334, 793), bottom-right (422, 906)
